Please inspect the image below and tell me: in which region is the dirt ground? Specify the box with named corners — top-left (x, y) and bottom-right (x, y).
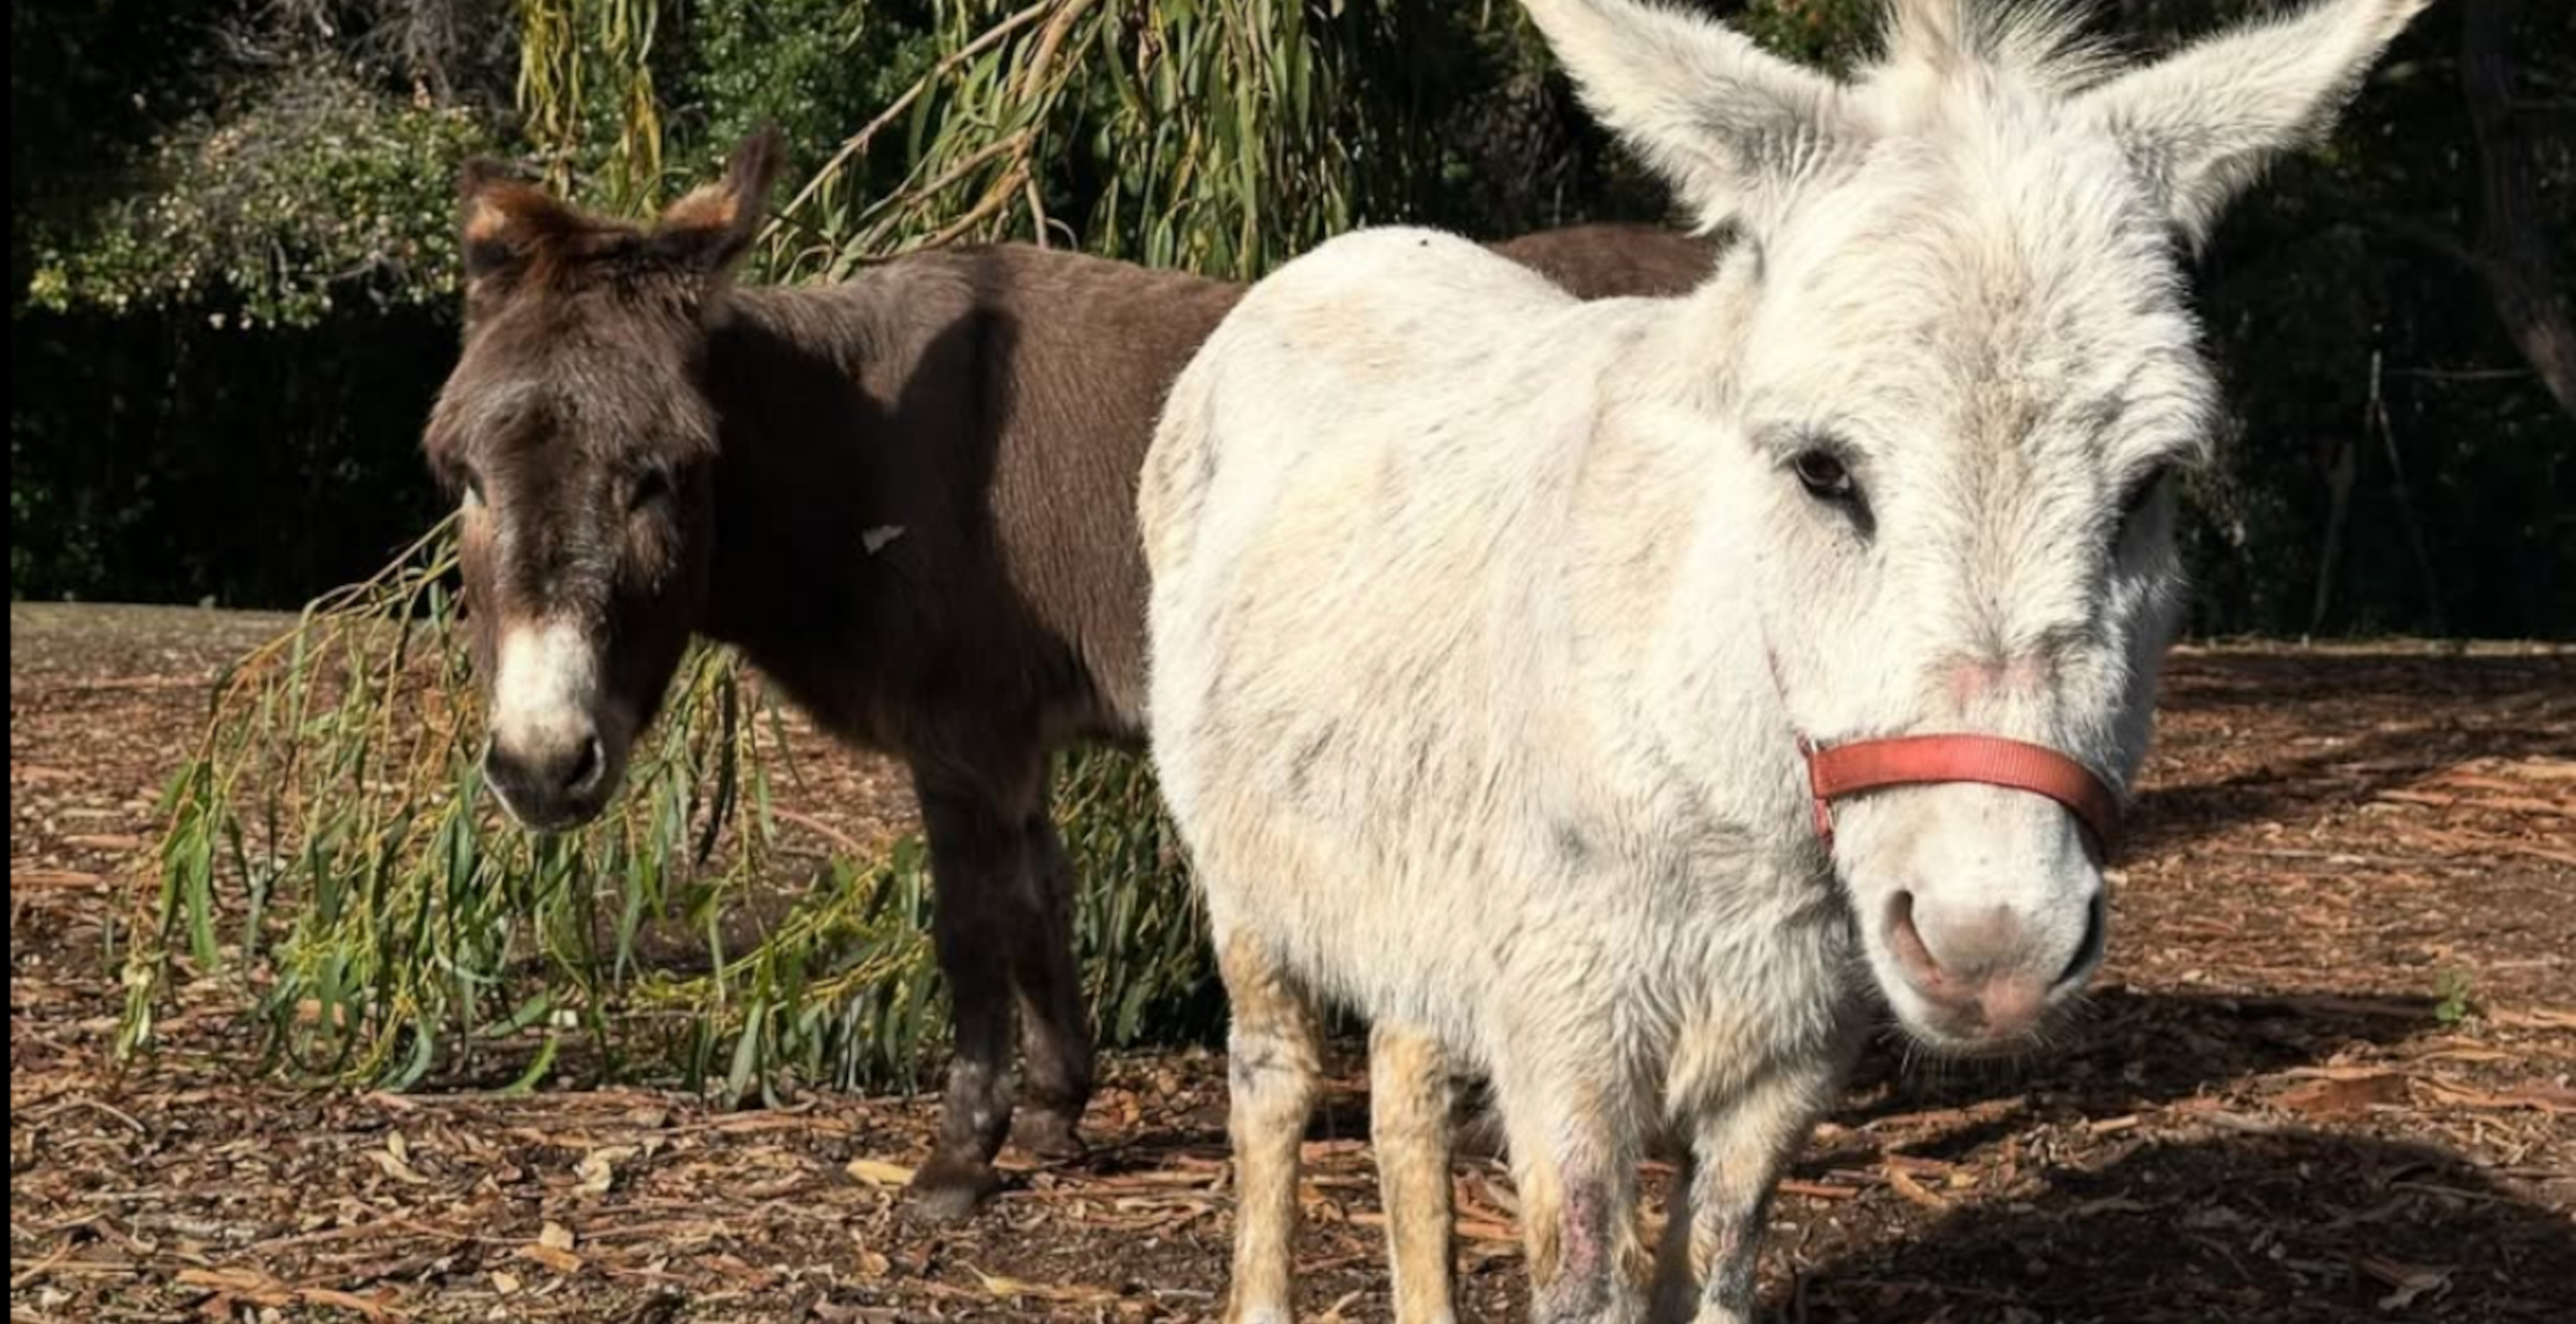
top-left (11, 603), bottom-right (2573, 1323)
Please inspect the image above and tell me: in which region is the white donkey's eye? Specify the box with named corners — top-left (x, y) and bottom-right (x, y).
top-left (1792, 448), bottom-right (1857, 502)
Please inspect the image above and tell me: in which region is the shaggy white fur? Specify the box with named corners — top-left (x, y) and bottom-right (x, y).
top-left (1140, 3), bottom-right (2429, 1320)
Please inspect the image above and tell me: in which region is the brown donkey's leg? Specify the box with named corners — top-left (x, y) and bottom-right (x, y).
top-left (1371, 1023), bottom-right (1458, 1324)
top-left (906, 763), bottom-right (1031, 1219)
top-left (1006, 801), bottom-right (1095, 1159)
top-left (1219, 929), bottom-right (1321, 1324)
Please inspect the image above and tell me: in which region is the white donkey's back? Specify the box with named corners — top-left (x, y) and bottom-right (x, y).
top-left (1145, 225), bottom-right (1618, 607)
top-left (1144, 228), bottom-right (1695, 1034)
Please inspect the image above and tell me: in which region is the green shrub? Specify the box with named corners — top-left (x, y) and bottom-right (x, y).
top-left (29, 64), bottom-right (495, 327)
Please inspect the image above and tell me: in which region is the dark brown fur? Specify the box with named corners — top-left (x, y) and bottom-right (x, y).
top-left (424, 132), bottom-right (1714, 1216)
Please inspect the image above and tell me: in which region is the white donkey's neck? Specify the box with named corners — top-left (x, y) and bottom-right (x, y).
top-left (1556, 266), bottom-right (1825, 869)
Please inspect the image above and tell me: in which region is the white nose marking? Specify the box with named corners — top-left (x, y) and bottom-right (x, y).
top-left (492, 618), bottom-right (600, 749)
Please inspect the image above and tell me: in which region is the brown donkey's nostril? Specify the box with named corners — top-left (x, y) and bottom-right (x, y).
top-left (565, 736), bottom-right (604, 794)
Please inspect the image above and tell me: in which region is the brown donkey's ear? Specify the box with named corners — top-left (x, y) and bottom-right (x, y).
top-left (457, 158), bottom-right (601, 309)
top-left (650, 129), bottom-right (786, 278)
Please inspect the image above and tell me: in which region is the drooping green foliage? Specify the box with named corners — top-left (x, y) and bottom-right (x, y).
top-left (682, 0), bottom-right (945, 211)
top-left (758, 0), bottom-right (1455, 283)
top-left (517, 0), bottom-right (672, 208)
top-left (126, 516), bottom-right (1213, 1095)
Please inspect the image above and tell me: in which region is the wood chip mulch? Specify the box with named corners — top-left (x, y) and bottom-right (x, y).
top-left (12, 605), bottom-right (2572, 1322)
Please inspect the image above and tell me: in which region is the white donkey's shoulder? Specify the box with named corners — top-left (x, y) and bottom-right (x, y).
top-left (1192, 226), bottom-right (1597, 403)
top-left (1241, 225), bottom-right (1571, 322)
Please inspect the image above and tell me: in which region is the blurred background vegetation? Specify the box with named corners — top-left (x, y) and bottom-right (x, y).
top-left (17, 0), bottom-right (2571, 1094)
top-left (12, 0), bottom-right (2571, 634)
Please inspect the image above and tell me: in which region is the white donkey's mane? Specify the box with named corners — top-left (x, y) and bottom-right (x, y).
top-left (1877, 0), bottom-right (2107, 86)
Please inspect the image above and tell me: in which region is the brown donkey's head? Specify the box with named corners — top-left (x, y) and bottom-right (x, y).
top-left (424, 132), bottom-right (784, 831)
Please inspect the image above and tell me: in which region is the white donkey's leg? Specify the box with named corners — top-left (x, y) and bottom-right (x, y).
top-left (1219, 929), bottom-right (1323, 1324)
top-left (1497, 1061), bottom-right (1649, 1324)
top-left (1648, 1057), bottom-right (1844, 1324)
top-left (1371, 1023), bottom-right (1457, 1324)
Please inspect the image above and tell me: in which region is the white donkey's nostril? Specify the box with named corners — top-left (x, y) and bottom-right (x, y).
top-left (1893, 892), bottom-right (2027, 986)
top-left (1885, 891), bottom-right (1960, 996)
top-left (1884, 887), bottom-right (2097, 1041)
top-left (2054, 890), bottom-right (2109, 990)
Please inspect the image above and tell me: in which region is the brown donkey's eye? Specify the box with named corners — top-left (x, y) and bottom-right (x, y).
top-left (1792, 448), bottom-right (1855, 502)
top-left (2119, 466), bottom-right (2167, 526)
top-left (629, 467), bottom-right (674, 512)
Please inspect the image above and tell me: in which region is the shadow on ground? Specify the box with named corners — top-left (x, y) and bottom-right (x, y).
top-left (1789, 1127), bottom-right (2573, 1323)
top-left (1843, 986), bottom-right (2443, 1130)
top-left (2130, 649), bottom-right (2572, 853)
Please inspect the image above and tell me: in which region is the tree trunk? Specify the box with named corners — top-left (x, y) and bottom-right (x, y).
top-left (2462, 0), bottom-right (2576, 418)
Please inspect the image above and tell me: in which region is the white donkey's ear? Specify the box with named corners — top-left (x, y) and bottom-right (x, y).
top-left (1522, 0), bottom-right (1856, 231)
top-left (2075, 0), bottom-right (2431, 247)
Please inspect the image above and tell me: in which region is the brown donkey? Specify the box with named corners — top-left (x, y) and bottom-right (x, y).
top-left (423, 132), bottom-right (1713, 1217)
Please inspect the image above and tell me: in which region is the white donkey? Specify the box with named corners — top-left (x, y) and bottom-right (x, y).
top-left (1140, 1), bottom-right (2428, 1320)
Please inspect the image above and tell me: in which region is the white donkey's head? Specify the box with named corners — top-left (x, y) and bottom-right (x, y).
top-left (1528, 0), bottom-right (2425, 1049)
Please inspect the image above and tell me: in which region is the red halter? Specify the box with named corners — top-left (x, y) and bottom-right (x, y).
top-left (1798, 733), bottom-right (2124, 859)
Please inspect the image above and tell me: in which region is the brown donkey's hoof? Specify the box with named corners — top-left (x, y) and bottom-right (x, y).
top-left (907, 1154), bottom-right (1001, 1221)
top-left (1011, 1112), bottom-right (1089, 1162)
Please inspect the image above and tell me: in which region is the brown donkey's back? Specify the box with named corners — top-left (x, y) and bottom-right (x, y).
top-left (711, 227), bottom-right (1715, 754)
top-left (696, 247), bottom-right (1238, 758)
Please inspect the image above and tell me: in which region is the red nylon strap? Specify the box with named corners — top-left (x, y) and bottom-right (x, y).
top-left (1800, 734), bottom-right (2123, 858)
